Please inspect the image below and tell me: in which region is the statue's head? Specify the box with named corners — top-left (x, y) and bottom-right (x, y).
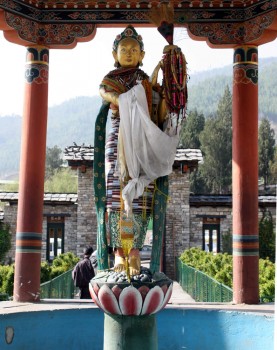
top-left (112, 25), bottom-right (145, 68)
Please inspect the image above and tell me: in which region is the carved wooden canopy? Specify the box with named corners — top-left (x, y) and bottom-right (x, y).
top-left (0, 1), bottom-right (276, 48)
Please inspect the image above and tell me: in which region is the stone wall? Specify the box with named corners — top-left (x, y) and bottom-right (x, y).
top-left (1, 164), bottom-right (97, 263)
top-left (1, 165), bottom-right (275, 272)
top-left (189, 204), bottom-right (276, 252)
top-left (3, 203), bottom-right (77, 263)
top-left (76, 167), bottom-right (98, 258)
top-left (164, 170), bottom-right (190, 279)
top-left (41, 205), bottom-right (78, 260)
top-left (189, 206), bottom-right (232, 251)
top-left (1, 204), bottom-right (17, 264)
top-left (258, 206), bottom-right (275, 221)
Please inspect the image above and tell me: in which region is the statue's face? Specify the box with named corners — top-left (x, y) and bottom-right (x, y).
top-left (113, 37), bottom-right (145, 68)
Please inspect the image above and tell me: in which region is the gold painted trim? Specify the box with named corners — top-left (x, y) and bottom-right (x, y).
top-left (233, 61), bottom-right (258, 66)
top-left (26, 60), bottom-right (49, 66)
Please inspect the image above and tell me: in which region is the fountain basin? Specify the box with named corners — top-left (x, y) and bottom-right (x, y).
top-left (0, 301), bottom-right (273, 349)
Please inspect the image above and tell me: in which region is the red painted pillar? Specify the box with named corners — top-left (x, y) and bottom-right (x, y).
top-left (232, 45), bottom-right (259, 304)
top-left (13, 46), bottom-right (49, 302)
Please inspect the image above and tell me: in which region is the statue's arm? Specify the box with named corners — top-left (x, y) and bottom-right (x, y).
top-left (99, 87), bottom-right (119, 110)
top-left (150, 61), bottom-right (162, 87)
top-left (150, 61), bottom-right (168, 127)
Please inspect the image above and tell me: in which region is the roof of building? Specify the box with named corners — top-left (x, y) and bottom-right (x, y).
top-left (0, 192), bottom-right (275, 207)
top-left (190, 194), bottom-right (276, 207)
top-left (1, 1), bottom-right (276, 50)
top-left (175, 149), bottom-right (203, 163)
top-left (0, 192), bottom-right (78, 205)
top-left (0, 2), bottom-right (264, 10)
top-left (64, 144), bottom-right (94, 162)
top-left (64, 144), bottom-right (203, 165)
top-left (190, 194), bottom-right (232, 206)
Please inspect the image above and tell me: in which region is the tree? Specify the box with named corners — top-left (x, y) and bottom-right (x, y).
top-left (269, 149), bottom-right (277, 185)
top-left (44, 168), bottom-right (77, 193)
top-left (178, 109), bottom-right (207, 193)
top-left (198, 86), bottom-right (232, 193)
top-left (45, 145), bottom-right (64, 179)
top-left (189, 168), bottom-right (209, 194)
top-left (0, 182), bottom-right (19, 192)
top-left (0, 223), bottom-right (11, 264)
top-left (258, 118), bottom-right (275, 189)
top-left (222, 230), bottom-right (232, 255)
top-left (179, 109), bottom-right (205, 149)
top-left (259, 210), bottom-right (275, 262)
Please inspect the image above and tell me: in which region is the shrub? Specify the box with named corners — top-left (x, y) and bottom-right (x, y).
top-left (0, 252), bottom-right (80, 297)
top-left (0, 265), bottom-right (11, 293)
top-left (50, 252), bottom-right (79, 279)
top-left (51, 252), bottom-right (79, 270)
top-left (180, 247), bottom-right (233, 287)
top-left (50, 266), bottom-right (68, 279)
top-left (259, 258), bottom-right (275, 297)
top-left (259, 210), bottom-right (275, 262)
top-left (180, 248), bottom-right (275, 297)
top-left (40, 261), bottom-right (52, 284)
top-left (0, 264), bottom-right (14, 296)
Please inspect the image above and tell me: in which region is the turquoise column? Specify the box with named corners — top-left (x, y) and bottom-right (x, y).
top-left (104, 314), bottom-right (158, 350)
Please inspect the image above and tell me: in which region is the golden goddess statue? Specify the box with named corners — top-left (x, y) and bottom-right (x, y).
top-left (94, 25), bottom-right (187, 277)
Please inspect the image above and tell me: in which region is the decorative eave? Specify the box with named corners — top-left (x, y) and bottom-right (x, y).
top-left (0, 0), bottom-right (277, 20)
top-left (0, 1), bottom-right (276, 47)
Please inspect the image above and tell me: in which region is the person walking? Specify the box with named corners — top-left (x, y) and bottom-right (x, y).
top-left (72, 246), bottom-right (95, 299)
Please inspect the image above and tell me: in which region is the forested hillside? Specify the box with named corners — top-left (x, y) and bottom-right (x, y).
top-left (0, 116), bottom-right (22, 179)
top-left (0, 57), bottom-right (276, 179)
top-left (46, 95), bottom-right (102, 147)
top-left (187, 57), bottom-right (277, 121)
top-left (0, 96), bottom-right (102, 179)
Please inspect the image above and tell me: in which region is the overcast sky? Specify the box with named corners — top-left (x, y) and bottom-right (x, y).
top-left (0, 27), bottom-right (276, 116)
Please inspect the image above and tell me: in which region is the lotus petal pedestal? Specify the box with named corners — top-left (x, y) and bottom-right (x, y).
top-left (89, 270), bottom-right (173, 350)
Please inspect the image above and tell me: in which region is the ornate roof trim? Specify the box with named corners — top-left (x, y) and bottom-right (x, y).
top-left (0, 1), bottom-right (276, 23)
top-left (0, 2), bottom-right (276, 48)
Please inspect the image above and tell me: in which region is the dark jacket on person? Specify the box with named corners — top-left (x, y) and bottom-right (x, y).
top-left (72, 256), bottom-right (95, 299)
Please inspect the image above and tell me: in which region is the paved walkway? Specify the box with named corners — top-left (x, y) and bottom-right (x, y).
top-left (169, 281), bottom-right (195, 304)
top-left (168, 282), bottom-right (274, 316)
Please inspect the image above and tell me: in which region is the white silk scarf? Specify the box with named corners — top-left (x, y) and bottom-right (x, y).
top-left (117, 83), bottom-right (179, 215)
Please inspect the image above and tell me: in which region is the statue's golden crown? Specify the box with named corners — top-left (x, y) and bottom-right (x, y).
top-left (113, 25), bottom-right (144, 52)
